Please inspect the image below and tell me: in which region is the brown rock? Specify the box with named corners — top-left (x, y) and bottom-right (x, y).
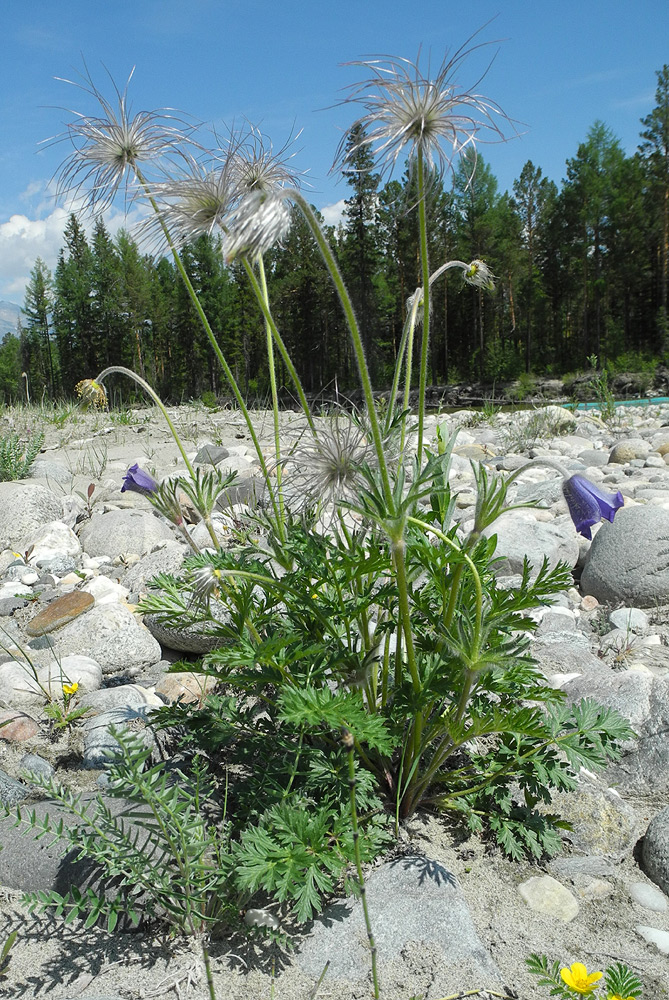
top-left (580, 595), bottom-right (599, 611)
top-left (26, 590), bottom-right (94, 636)
top-left (155, 671), bottom-right (217, 705)
top-left (0, 710), bottom-right (40, 741)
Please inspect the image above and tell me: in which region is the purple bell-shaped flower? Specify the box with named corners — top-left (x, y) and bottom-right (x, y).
top-left (121, 463), bottom-right (158, 496)
top-left (562, 474), bottom-right (624, 539)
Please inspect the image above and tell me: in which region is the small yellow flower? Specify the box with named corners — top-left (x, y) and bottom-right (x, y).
top-left (62, 681), bottom-right (79, 697)
top-left (560, 963), bottom-right (603, 994)
top-left (608, 995), bottom-right (635, 1000)
top-left (75, 378), bottom-right (107, 409)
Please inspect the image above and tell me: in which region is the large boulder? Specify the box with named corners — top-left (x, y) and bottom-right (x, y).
top-left (562, 666), bottom-right (669, 796)
top-left (580, 505), bottom-right (669, 606)
top-left (484, 511), bottom-right (579, 579)
top-left (78, 508), bottom-right (174, 559)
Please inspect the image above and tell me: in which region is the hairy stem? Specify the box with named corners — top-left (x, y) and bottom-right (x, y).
top-left (341, 728), bottom-right (380, 1000)
top-left (291, 191), bottom-right (392, 508)
top-left (416, 150), bottom-right (431, 461)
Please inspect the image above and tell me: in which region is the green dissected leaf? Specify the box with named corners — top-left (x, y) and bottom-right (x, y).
top-left (278, 685), bottom-right (394, 753)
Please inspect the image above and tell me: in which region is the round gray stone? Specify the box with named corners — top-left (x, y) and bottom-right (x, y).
top-left (52, 603), bottom-right (162, 674)
top-left (0, 482), bottom-right (62, 549)
top-left (78, 508), bottom-right (174, 559)
top-left (580, 505), bottom-right (669, 606)
top-left (483, 512), bottom-right (579, 579)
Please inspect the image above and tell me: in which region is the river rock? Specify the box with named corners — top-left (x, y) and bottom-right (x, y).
top-left (580, 505), bottom-right (669, 606)
top-left (22, 520), bottom-right (81, 564)
top-left (51, 604), bottom-right (162, 674)
top-left (642, 806), bottom-right (669, 896)
top-left (78, 508), bottom-right (175, 559)
top-left (297, 856), bottom-right (501, 989)
top-left (609, 438), bottom-right (651, 463)
top-left (484, 511), bottom-right (579, 578)
top-left (563, 667), bottom-right (669, 796)
top-left (0, 483), bottom-right (62, 549)
top-left (26, 590), bottom-right (94, 636)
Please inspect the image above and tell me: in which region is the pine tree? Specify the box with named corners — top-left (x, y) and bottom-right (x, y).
top-left (512, 162), bottom-right (556, 371)
top-left (22, 258), bottom-right (57, 396)
top-left (639, 65), bottom-right (669, 349)
top-left (340, 124), bottom-right (382, 378)
top-left (53, 215), bottom-right (94, 390)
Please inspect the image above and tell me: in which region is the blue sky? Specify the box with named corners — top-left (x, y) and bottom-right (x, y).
top-left (0, 0), bottom-right (667, 305)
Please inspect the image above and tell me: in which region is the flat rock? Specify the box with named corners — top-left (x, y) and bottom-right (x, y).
top-left (193, 444), bottom-right (229, 465)
top-left (297, 856), bottom-right (501, 988)
top-left (548, 781), bottom-right (640, 857)
top-left (26, 590), bottom-right (94, 635)
top-left (563, 668), bottom-right (669, 795)
top-left (518, 874), bottom-right (579, 922)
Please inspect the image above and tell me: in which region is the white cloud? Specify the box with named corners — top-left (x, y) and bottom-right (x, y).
top-left (0, 204), bottom-right (148, 303)
top-left (319, 199), bottom-right (346, 228)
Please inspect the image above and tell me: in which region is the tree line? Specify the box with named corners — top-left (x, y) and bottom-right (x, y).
top-left (2, 65), bottom-right (668, 404)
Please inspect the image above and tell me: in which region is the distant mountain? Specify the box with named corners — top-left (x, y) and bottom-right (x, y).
top-left (0, 301), bottom-right (21, 341)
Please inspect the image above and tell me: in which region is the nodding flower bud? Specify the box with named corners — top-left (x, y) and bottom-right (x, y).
top-left (75, 378), bottom-right (107, 409)
top-left (463, 260), bottom-right (495, 291)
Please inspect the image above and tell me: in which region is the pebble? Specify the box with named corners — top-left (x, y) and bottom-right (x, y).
top-left (0, 710), bottom-right (40, 741)
top-left (635, 924), bottom-right (669, 954)
top-left (629, 881), bottom-right (668, 912)
top-left (609, 607), bottom-right (649, 633)
top-left (518, 875), bottom-right (579, 922)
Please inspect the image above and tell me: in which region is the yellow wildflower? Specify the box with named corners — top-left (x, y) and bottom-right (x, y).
top-left (62, 681), bottom-right (79, 697)
top-left (560, 963), bottom-right (603, 994)
top-left (608, 995), bottom-right (635, 1000)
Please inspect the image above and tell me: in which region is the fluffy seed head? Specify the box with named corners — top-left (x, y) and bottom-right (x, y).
top-left (334, 29), bottom-right (516, 183)
top-left (47, 65), bottom-right (191, 213)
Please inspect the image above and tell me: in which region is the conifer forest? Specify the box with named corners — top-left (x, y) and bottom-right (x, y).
top-left (4, 65), bottom-right (669, 404)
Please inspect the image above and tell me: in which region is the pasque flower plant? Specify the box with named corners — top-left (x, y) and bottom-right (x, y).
top-left (10, 31), bottom-right (636, 1000)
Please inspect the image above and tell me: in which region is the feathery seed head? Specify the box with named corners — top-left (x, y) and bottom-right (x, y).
top-left (334, 30), bottom-right (515, 183)
top-left (147, 157), bottom-right (237, 249)
top-left (48, 65), bottom-right (191, 213)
